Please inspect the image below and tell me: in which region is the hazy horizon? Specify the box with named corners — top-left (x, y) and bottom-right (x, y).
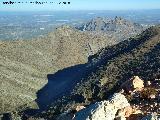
top-left (1, 9), bottom-right (160, 12)
top-left (0, 9), bottom-right (160, 40)
top-left (0, 0), bottom-right (160, 11)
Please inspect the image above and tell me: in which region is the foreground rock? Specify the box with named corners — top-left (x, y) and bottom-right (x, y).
top-left (74, 93), bottom-right (130, 120)
top-left (121, 76), bottom-right (144, 93)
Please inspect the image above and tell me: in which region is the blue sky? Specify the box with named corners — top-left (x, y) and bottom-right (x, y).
top-left (0, 0), bottom-right (160, 11)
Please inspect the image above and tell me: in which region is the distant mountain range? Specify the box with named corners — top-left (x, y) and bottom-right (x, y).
top-left (76, 16), bottom-right (142, 31)
top-left (76, 16), bottom-right (144, 42)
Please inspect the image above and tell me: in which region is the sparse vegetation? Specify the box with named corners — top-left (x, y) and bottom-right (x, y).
top-left (0, 17), bottom-right (159, 120)
top-left (140, 87), bottom-right (158, 99)
top-left (37, 25), bottom-right (160, 119)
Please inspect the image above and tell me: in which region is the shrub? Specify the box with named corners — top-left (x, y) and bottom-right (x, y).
top-left (140, 87), bottom-right (157, 99)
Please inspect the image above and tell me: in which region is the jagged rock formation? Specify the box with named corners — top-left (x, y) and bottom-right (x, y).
top-left (76, 16), bottom-right (144, 42)
top-left (74, 93), bottom-right (130, 120)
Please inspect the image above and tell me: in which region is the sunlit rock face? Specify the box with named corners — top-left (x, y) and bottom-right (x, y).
top-left (121, 76), bottom-right (144, 93)
top-left (74, 93), bottom-right (130, 120)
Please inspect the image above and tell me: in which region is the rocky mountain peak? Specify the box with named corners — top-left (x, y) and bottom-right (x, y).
top-left (114, 16), bottom-right (127, 23)
top-left (76, 16), bottom-right (143, 32)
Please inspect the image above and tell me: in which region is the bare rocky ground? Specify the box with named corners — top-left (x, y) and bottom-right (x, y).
top-left (61, 76), bottom-right (160, 120)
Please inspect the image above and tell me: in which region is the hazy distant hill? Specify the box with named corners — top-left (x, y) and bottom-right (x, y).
top-left (76, 16), bottom-right (144, 42)
top-left (0, 17), bottom-right (147, 114)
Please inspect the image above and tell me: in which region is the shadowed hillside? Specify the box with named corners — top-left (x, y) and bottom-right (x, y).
top-left (28, 25), bottom-right (160, 120)
top-left (73, 25), bottom-right (160, 101)
top-left (0, 17), bottom-right (142, 113)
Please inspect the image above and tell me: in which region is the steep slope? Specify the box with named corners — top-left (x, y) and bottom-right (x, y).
top-left (0, 24), bottom-right (123, 113)
top-left (32, 25), bottom-right (160, 120)
top-left (73, 25), bottom-right (160, 101)
top-left (72, 76), bottom-right (159, 120)
top-left (0, 25), bottom-right (111, 113)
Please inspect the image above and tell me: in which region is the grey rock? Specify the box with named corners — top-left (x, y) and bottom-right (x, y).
top-left (74, 93), bottom-right (130, 120)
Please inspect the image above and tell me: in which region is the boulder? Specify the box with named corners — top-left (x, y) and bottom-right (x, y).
top-left (121, 76), bottom-right (144, 92)
top-left (74, 93), bottom-right (130, 120)
top-left (76, 105), bottom-right (86, 112)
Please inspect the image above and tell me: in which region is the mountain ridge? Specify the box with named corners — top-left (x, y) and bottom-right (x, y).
top-left (0, 17), bottom-right (143, 113)
top-left (76, 16), bottom-right (144, 42)
top-left (28, 25), bottom-right (160, 120)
